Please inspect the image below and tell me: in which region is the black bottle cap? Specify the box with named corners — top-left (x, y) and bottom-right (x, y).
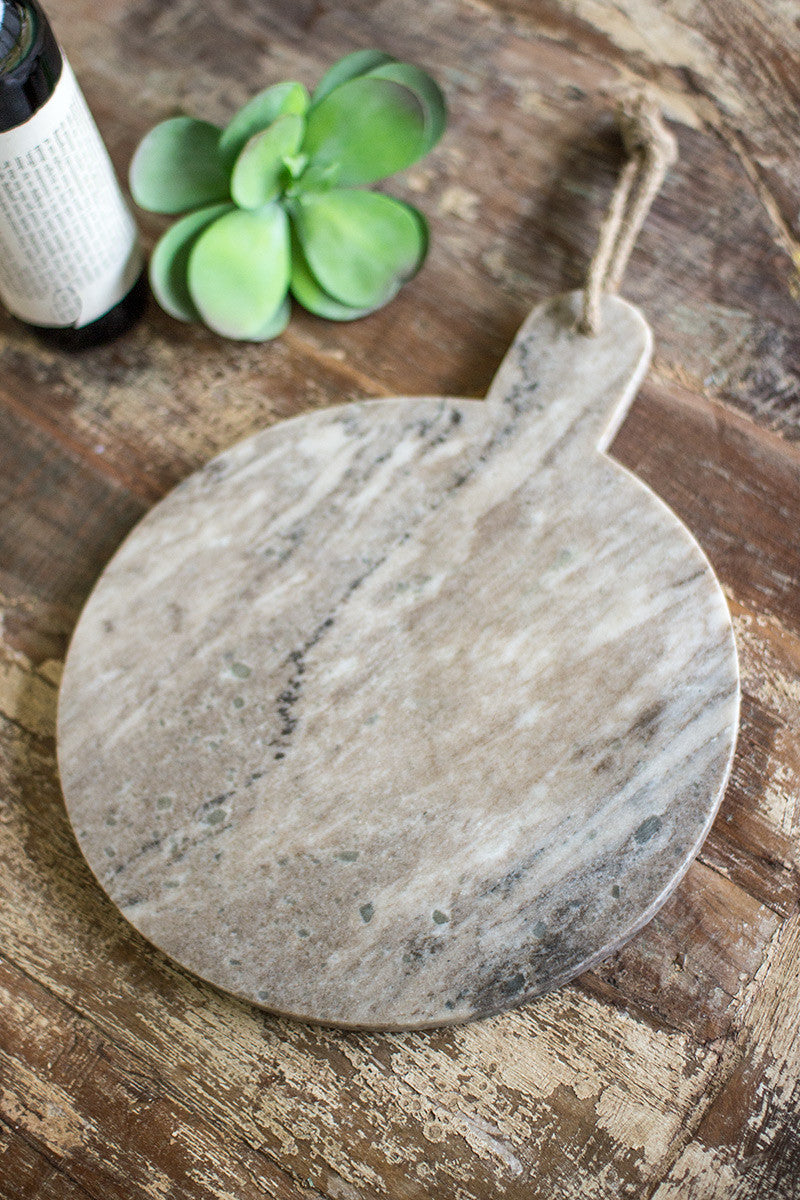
top-left (0, 0), bottom-right (62, 133)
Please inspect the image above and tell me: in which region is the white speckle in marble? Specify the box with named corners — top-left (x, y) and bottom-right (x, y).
top-left (57, 291), bottom-right (739, 1030)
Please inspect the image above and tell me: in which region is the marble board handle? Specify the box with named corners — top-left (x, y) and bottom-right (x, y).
top-left (485, 289), bottom-right (653, 459)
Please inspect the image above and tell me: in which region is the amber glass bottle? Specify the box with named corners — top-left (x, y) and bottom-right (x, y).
top-left (0, 0), bottom-right (147, 348)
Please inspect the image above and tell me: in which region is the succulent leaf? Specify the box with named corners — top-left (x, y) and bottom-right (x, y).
top-left (293, 189), bottom-right (427, 308)
top-left (187, 205), bottom-right (290, 340)
top-left (283, 153), bottom-right (309, 179)
top-left (293, 159), bottom-right (342, 194)
top-left (303, 76), bottom-right (427, 186)
top-left (219, 81), bottom-right (310, 161)
top-left (231, 114), bottom-right (306, 209)
top-left (129, 117), bottom-right (230, 214)
top-left (246, 295), bottom-right (292, 340)
top-left (311, 49), bottom-right (397, 106)
top-left (366, 62), bottom-right (446, 155)
top-left (289, 232), bottom-right (377, 320)
top-left (149, 202), bottom-right (234, 321)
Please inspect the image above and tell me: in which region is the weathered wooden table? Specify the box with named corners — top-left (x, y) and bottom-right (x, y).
top-left (2, 1), bottom-right (799, 1196)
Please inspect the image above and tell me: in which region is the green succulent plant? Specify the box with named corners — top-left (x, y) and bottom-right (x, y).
top-left (129, 50), bottom-right (446, 340)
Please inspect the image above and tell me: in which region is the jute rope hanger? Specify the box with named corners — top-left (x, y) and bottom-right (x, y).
top-left (579, 93), bottom-right (678, 336)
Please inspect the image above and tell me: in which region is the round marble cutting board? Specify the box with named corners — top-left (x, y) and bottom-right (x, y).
top-left (57, 291), bottom-right (740, 1029)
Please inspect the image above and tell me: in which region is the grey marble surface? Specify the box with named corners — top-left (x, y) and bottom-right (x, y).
top-left (57, 291), bottom-right (739, 1029)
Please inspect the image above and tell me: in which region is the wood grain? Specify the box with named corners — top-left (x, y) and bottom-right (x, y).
top-left (1, 0), bottom-right (799, 1195)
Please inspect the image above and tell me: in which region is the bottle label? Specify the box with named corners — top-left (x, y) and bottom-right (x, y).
top-left (0, 57), bottom-right (142, 328)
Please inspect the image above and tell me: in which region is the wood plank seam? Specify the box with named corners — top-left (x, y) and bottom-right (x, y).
top-left (0, 947), bottom-right (356, 1200)
top-left (667, 74), bottom-right (800, 277)
top-left (0, 1113), bottom-right (100, 1200)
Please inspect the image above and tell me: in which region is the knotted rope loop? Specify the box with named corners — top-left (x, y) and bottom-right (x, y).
top-left (579, 94), bottom-right (678, 336)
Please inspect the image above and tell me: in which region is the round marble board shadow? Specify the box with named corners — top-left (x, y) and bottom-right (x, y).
top-left (57, 292), bottom-right (740, 1030)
